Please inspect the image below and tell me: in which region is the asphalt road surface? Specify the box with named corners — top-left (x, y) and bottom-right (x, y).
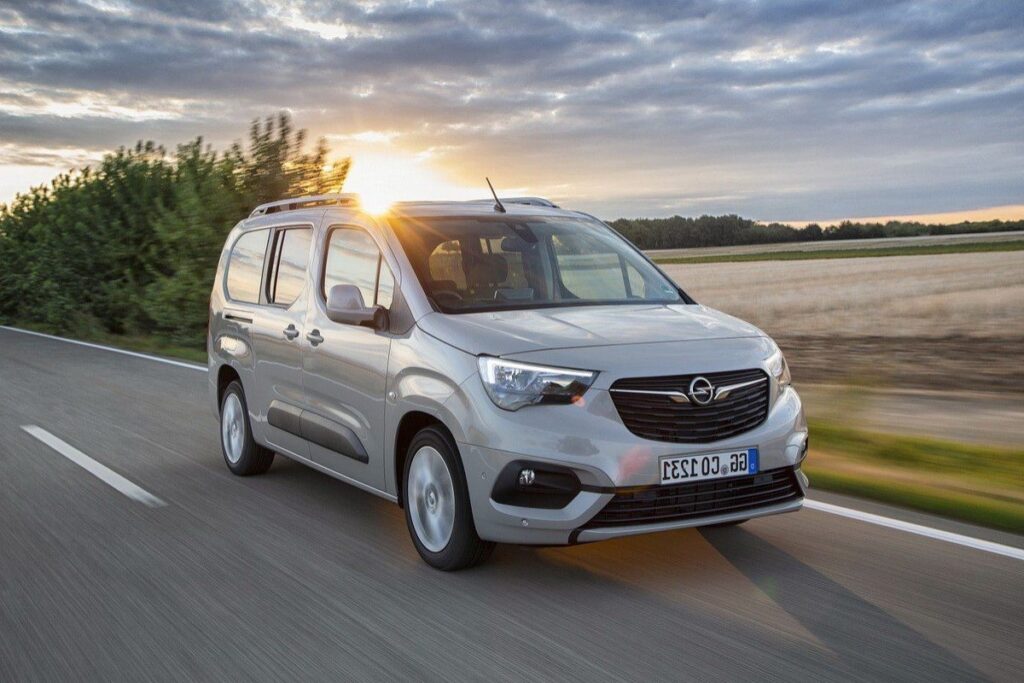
top-left (1, 327), bottom-right (1022, 681)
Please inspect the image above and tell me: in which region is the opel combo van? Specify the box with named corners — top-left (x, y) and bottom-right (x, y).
top-left (209, 193), bottom-right (808, 570)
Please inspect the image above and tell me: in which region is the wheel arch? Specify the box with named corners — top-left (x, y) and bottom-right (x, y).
top-left (392, 409), bottom-right (460, 508)
top-left (216, 363), bottom-right (242, 406)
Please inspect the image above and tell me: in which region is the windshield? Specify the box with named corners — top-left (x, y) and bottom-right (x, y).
top-left (388, 215), bottom-right (684, 313)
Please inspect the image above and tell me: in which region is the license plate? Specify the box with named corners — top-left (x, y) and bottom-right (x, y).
top-left (659, 448), bottom-right (759, 485)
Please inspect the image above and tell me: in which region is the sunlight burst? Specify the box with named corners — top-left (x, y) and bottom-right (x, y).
top-left (342, 151), bottom-right (478, 213)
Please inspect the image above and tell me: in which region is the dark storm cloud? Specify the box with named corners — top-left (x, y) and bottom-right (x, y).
top-left (0, 0), bottom-right (1021, 218)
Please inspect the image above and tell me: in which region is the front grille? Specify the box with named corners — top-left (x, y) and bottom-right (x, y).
top-left (610, 368), bottom-right (769, 443)
top-left (584, 467), bottom-right (800, 529)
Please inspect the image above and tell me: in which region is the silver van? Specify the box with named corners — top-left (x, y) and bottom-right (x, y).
top-left (209, 193), bottom-right (808, 570)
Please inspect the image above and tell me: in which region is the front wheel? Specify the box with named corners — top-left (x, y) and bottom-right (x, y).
top-left (403, 426), bottom-right (494, 570)
top-left (220, 381), bottom-right (274, 476)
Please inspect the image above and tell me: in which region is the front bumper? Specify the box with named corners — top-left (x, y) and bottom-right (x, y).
top-left (455, 385), bottom-right (809, 545)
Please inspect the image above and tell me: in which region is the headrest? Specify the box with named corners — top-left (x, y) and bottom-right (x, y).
top-left (466, 254), bottom-right (509, 286)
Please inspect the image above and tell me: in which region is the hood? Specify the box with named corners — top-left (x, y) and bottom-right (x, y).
top-left (416, 304), bottom-right (764, 356)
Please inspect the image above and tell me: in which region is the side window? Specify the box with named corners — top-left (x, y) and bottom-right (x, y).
top-left (226, 229), bottom-right (270, 304)
top-left (267, 228), bottom-right (312, 306)
top-left (323, 227), bottom-right (395, 308)
top-left (626, 263), bottom-right (646, 298)
top-left (551, 233), bottom-right (627, 299)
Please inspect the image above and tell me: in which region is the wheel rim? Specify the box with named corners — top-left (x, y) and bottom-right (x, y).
top-left (408, 445), bottom-right (456, 553)
top-left (221, 393), bottom-right (245, 464)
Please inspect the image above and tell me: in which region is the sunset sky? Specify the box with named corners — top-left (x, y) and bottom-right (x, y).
top-left (0, 0), bottom-right (1021, 220)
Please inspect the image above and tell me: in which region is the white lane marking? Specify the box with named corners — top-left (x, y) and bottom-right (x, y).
top-left (0, 326), bottom-right (205, 372)
top-left (804, 499), bottom-right (1024, 562)
top-left (21, 425), bottom-right (167, 508)
top-left (5, 327), bottom-right (1022, 561)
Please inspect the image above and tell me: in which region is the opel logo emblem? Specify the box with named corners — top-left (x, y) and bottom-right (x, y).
top-left (688, 376), bottom-right (715, 405)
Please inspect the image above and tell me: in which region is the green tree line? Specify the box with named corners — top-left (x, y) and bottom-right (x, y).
top-left (0, 114), bottom-right (349, 347)
top-left (609, 214), bottom-right (1023, 250)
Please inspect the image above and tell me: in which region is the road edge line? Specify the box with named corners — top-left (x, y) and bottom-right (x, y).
top-left (804, 499), bottom-right (1023, 561)
top-left (0, 325), bottom-right (205, 372)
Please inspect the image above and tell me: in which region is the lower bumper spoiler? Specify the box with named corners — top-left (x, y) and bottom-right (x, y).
top-left (571, 496), bottom-right (804, 544)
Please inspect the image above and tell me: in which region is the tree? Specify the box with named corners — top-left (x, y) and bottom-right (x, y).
top-left (0, 112), bottom-right (350, 346)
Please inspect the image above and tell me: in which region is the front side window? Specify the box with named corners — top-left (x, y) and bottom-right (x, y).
top-left (226, 229), bottom-right (270, 303)
top-left (389, 215), bottom-right (682, 313)
top-left (322, 227), bottom-right (395, 308)
top-left (551, 232), bottom-right (648, 300)
top-left (268, 228), bottom-right (312, 306)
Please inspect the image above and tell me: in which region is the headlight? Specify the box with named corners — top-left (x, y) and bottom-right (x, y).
top-left (766, 345), bottom-right (792, 387)
top-left (478, 357), bottom-right (597, 411)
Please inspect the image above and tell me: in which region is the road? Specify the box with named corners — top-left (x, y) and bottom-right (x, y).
top-left (1, 327), bottom-right (1022, 681)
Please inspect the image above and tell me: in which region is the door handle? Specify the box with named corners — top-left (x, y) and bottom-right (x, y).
top-left (283, 324), bottom-right (299, 340)
top-left (306, 329), bottom-right (324, 346)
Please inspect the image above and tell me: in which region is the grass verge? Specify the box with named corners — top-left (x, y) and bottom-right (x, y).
top-left (4, 321), bottom-right (206, 364)
top-left (653, 239), bottom-right (1024, 264)
top-left (805, 470), bottom-right (1023, 534)
top-left (805, 418), bottom-right (1024, 533)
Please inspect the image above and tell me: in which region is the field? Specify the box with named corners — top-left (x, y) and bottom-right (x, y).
top-left (645, 228), bottom-right (1023, 260)
top-left (652, 239), bottom-right (1024, 264)
top-left (661, 250), bottom-right (1024, 392)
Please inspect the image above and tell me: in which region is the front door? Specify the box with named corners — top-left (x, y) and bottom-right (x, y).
top-left (251, 225), bottom-right (314, 459)
top-left (302, 223), bottom-right (395, 492)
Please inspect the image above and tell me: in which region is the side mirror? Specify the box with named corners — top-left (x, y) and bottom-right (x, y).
top-left (326, 284), bottom-right (388, 331)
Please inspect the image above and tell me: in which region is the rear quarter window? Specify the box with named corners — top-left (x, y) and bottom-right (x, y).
top-left (226, 229), bottom-right (270, 303)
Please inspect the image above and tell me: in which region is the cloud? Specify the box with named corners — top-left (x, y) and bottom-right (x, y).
top-left (0, 0), bottom-right (1020, 218)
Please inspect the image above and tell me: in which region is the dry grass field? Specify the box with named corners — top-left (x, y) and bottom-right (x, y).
top-left (661, 250), bottom-right (1024, 392)
top-left (646, 229), bottom-right (1024, 259)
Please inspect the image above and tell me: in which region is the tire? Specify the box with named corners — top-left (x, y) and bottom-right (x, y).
top-left (219, 381), bottom-right (274, 476)
top-left (403, 426), bottom-right (495, 570)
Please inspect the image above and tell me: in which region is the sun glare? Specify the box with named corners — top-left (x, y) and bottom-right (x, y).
top-left (341, 151), bottom-right (478, 213)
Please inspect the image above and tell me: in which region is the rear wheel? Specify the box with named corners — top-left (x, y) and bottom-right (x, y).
top-left (220, 381), bottom-right (274, 476)
top-left (403, 426), bottom-right (494, 570)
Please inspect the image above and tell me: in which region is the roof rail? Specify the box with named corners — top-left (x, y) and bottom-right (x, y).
top-left (249, 193), bottom-right (359, 218)
top-left (466, 196), bottom-right (560, 209)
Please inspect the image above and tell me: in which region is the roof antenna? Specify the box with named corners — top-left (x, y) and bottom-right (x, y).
top-left (486, 177), bottom-right (506, 213)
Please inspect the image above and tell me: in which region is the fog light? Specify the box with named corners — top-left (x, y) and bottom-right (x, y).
top-left (492, 461), bottom-right (582, 509)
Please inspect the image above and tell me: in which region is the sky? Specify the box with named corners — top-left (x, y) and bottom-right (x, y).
top-left (0, 0), bottom-right (1021, 221)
